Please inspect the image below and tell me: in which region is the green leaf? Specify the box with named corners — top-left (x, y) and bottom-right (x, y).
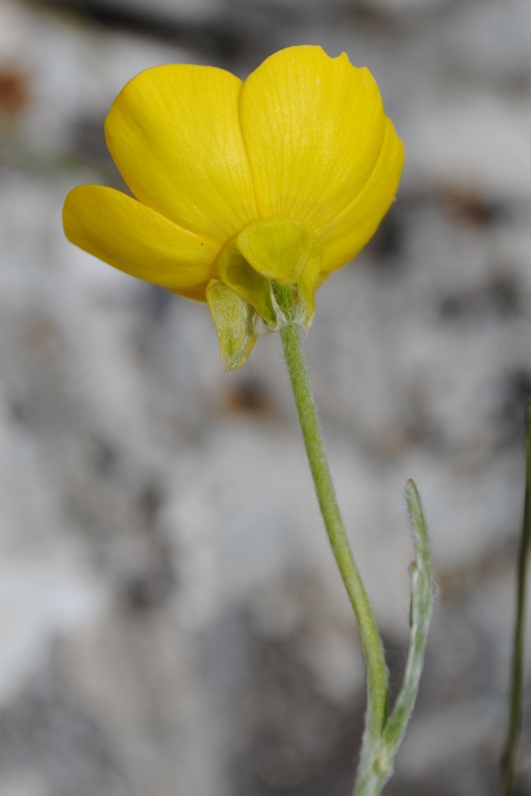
top-left (353, 481), bottom-right (434, 796)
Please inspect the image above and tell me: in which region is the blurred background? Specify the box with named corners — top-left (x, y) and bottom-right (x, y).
top-left (0, 0), bottom-right (531, 794)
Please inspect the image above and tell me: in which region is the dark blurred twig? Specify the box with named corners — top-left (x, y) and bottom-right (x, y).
top-left (28, 0), bottom-right (244, 61)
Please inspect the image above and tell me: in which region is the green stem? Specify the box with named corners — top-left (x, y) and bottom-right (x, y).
top-left (277, 291), bottom-right (388, 757)
top-left (502, 398), bottom-right (531, 795)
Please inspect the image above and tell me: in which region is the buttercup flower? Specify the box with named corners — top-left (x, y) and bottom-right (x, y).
top-left (63, 45), bottom-right (404, 369)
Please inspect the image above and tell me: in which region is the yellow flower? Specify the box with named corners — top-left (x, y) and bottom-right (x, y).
top-left (63, 45), bottom-right (404, 370)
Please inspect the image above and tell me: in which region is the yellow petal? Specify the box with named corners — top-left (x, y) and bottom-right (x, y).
top-left (105, 64), bottom-right (260, 245)
top-left (236, 218), bottom-right (311, 284)
top-left (63, 185), bottom-right (219, 293)
top-left (317, 118), bottom-right (405, 273)
top-left (240, 45), bottom-right (386, 228)
top-left (169, 287), bottom-right (211, 303)
top-left (206, 280), bottom-right (257, 371)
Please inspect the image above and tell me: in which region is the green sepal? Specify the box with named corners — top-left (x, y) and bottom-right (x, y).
top-left (237, 218), bottom-right (312, 284)
top-left (206, 279), bottom-right (257, 371)
top-left (217, 240), bottom-right (280, 326)
top-left (296, 236), bottom-right (323, 329)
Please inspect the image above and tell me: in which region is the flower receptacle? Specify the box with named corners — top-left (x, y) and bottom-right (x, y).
top-left (208, 218), bottom-right (323, 369)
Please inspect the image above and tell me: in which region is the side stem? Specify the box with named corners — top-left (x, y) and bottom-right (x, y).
top-left (279, 312), bottom-right (388, 752)
top-left (502, 398), bottom-right (531, 795)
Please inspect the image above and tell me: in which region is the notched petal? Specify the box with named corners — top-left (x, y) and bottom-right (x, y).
top-left (240, 45), bottom-right (385, 226)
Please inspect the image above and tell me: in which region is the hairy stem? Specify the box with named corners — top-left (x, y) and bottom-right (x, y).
top-left (277, 289), bottom-right (388, 755)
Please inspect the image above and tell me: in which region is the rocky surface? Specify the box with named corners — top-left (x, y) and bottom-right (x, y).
top-left (0, 0), bottom-right (530, 793)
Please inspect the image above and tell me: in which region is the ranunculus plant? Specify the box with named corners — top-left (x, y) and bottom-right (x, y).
top-left (64, 45), bottom-right (434, 796)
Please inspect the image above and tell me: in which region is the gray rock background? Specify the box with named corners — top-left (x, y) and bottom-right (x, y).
top-left (0, 0), bottom-right (531, 793)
